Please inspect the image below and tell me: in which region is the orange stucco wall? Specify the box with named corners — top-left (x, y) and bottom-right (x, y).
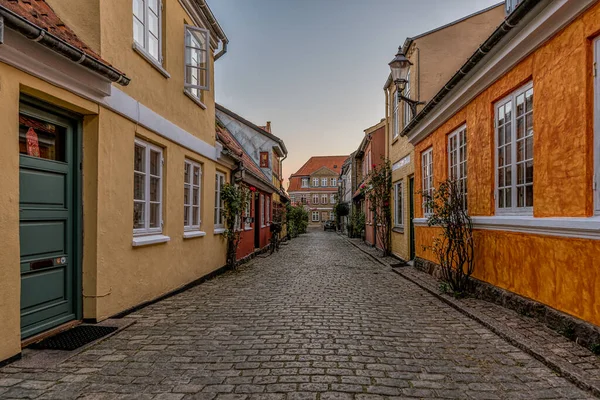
top-left (413, 3), bottom-right (600, 326)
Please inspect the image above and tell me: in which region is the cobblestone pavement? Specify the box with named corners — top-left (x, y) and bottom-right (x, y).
top-left (0, 229), bottom-right (595, 399)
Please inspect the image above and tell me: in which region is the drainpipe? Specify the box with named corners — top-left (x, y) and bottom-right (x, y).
top-left (0, 6), bottom-right (130, 86)
top-left (214, 41), bottom-right (227, 61)
top-left (197, 0), bottom-right (228, 61)
top-left (0, 15), bottom-right (4, 44)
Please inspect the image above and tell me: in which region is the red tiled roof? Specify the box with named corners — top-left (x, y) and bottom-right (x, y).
top-left (287, 155), bottom-right (348, 192)
top-left (0, 0), bottom-right (121, 72)
top-left (216, 124), bottom-right (275, 192)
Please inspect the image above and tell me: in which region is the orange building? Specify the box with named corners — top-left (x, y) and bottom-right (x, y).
top-left (404, 0), bottom-right (600, 326)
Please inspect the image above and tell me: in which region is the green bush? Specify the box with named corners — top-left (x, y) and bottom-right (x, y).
top-left (287, 204), bottom-right (308, 238)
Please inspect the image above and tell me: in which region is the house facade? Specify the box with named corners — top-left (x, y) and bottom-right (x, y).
top-left (338, 155), bottom-right (354, 233)
top-left (288, 156), bottom-right (347, 225)
top-left (384, 3), bottom-right (505, 261)
top-left (408, 0), bottom-right (600, 326)
top-left (0, 0), bottom-right (229, 363)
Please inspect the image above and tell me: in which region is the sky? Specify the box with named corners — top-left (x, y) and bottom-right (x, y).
top-left (207, 0), bottom-right (501, 186)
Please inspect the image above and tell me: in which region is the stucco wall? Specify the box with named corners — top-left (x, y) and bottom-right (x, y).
top-left (413, 3), bottom-right (600, 326)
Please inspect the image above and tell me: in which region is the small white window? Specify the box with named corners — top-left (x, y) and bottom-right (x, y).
top-left (184, 159), bottom-right (202, 231)
top-left (244, 197), bottom-right (252, 230)
top-left (265, 196), bottom-right (270, 225)
top-left (321, 178), bottom-right (328, 187)
top-left (496, 82), bottom-right (534, 214)
top-left (312, 194), bottom-right (319, 204)
top-left (394, 181), bottom-right (403, 228)
top-left (185, 25), bottom-right (210, 99)
top-left (260, 194), bottom-right (265, 227)
top-left (393, 90), bottom-right (400, 139)
top-left (214, 172), bottom-right (226, 228)
top-left (301, 178), bottom-right (309, 188)
top-left (403, 69), bottom-right (412, 127)
top-left (330, 194), bottom-right (336, 204)
top-left (448, 125), bottom-right (468, 210)
top-left (422, 148), bottom-right (433, 216)
top-left (331, 178), bottom-right (337, 186)
top-left (312, 211), bottom-right (319, 222)
top-left (133, 139), bottom-right (163, 235)
top-left (313, 178), bottom-right (319, 187)
top-left (133, 0), bottom-right (163, 63)
top-left (321, 194), bottom-right (328, 204)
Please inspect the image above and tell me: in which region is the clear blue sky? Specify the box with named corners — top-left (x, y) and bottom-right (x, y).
top-left (207, 0), bottom-right (501, 184)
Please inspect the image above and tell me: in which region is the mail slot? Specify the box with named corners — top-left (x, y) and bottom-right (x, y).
top-left (29, 256), bottom-right (67, 271)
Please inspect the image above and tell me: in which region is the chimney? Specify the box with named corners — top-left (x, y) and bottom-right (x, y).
top-left (265, 121), bottom-right (271, 133)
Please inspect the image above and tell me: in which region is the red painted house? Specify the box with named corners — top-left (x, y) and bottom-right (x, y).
top-left (217, 123), bottom-right (284, 260)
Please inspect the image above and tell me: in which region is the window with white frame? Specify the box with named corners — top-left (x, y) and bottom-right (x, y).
top-left (394, 181), bottom-right (403, 228)
top-left (184, 159), bottom-right (202, 230)
top-left (330, 194), bottom-right (336, 204)
top-left (260, 194), bottom-right (265, 227)
top-left (321, 194), bottom-right (328, 204)
top-left (312, 177), bottom-right (319, 187)
top-left (312, 211), bottom-right (319, 222)
top-left (184, 25), bottom-right (210, 99)
top-left (290, 195), bottom-right (295, 205)
top-left (331, 177), bottom-right (337, 186)
top-left (265, 196), bottom-right (270, 225)
top-left (214, 172), bottom-right (225, 228)
top-left (300, 194), bottom-right (307, 204)
top-left (448, 125), bottom-right (467, 210)
top-left (133, 0), bottom-right (162, 63)
top-left (133, 139), bottom-right (163, 235)
top-left (244, 197), bottom-right (252, 230)
top-left (403, 69), bottom-right (412, 127)
top-left (496, 83), bottom-right (534, 214)
top-left (312, 194), bottom-right (319, 204)
top-left (301, 178), bottom-right (309, 188)
top-left (422, 148), bottom-right (433, 216)
top-left (595, 37), bottom-right (600, 213)
top-left (393, 90), bottom-right (400, 139)
top-left (321, 178), bottom-right (328, 187)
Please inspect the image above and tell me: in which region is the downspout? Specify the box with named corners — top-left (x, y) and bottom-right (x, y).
top-left (0, 6), bottom-right (130, 86)
top-left (197, 0), bottom-right (228, 61)
top-left (214, 41), bottom-right (227, 61)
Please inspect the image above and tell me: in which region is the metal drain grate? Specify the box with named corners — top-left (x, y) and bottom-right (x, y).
top-left (29, 325), bottom-right (118, 351)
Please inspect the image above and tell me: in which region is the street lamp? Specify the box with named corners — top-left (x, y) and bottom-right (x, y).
top-left (389, 47), bottom-right (424, 119)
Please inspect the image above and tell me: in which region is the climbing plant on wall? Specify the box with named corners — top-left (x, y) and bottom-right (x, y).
top-left (221, 183), bottom-right (251, 268)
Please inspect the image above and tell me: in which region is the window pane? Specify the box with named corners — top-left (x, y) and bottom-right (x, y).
top-left (498, 125), bottom-right (504, 146)
top-left (505, 102), bottom-right (512, 121)
top-left (516, 93), bottom-right (525, 116)
top-left (148, 13), bottom-right (159, 36)
top-left (517, 186), bottom-right (524, 207)
top-left (498, 168), bottom-right (504, 187)
top-left (150, 150), bottom-right (160, 175)
top-left (150, 177), bottom-right (160, 201)
top-left (498, 105), bottom-right (505, 125)
top-left (134, 202), bottom-right (145, 229)
top-left (498, 189), bottom-right (504, 208)
top-left (516, 140), bottom-right (524, 162)
top-left (193, 188), bottom-right (199, 206)
top-left (505, 188), bottom-right (512, 208)
top-left (525, 136), bottom-right (533, 160)
top-left (517, 163), bottom-right (524, 185)
top-left (505, 121), bottom-right (512, 144)
top-left (193, 166), bottom-right (200, 185)
top-left (184, 185), bottom-right (189, 205)
top-left (505, 144), bottom-right (511, 165)
top-left (19, 115), bottom-right (66, 161)
top-left (526, 185), bottom-right (533, 207)
top-left (148, 35), bottom-right (159, 60)
top-left (184, 162), bottom-right (190, 183)
top-left (186, 66), bottom-right (208, 88)
top-left (134, 145), bottom-right (145, 172)
top-left (150, 203), bottom-right (160, 228)
top-left (133, 17), bottom-right (144, 45)
top-left (193, 207), bottom-right (199, 226)
top-left (505, 166), bottom-right (512, 186)
top-left (134, 173), bottom-right (145, 200)
top-left (516, 117), bottom-right (524, 139)
top-left (184, 205), bottom-right (190, 226)
top-left (148, 0), bottom-right (158, 13)
top-left (133, 0), bottom-right (144, 18)
top-left (526, 160), bottom-right (533, 183)
top-left (525, 89), bottom-right (533, 112)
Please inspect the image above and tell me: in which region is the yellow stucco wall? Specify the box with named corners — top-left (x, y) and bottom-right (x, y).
top-left (413, 3), bottom-right (600, 326)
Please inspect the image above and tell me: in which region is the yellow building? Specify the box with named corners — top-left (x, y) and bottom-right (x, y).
top-left (384, 3), bottom-right (504, 261)
top-left (0, 0), bottom-right (229, 363)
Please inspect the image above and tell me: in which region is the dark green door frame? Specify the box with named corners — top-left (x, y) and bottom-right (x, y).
top-left (19, 95), bottom-right (83, 335)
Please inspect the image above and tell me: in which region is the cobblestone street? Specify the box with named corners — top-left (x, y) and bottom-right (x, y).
top-left (0, 229), bottom-right (595, 399)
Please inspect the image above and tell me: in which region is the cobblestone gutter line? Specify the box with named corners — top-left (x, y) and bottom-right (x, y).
top-left (342, 235), bottom-right (600, 399)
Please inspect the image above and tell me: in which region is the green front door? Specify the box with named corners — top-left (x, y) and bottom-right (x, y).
top-left (18, 102), bottom-right (81, 339)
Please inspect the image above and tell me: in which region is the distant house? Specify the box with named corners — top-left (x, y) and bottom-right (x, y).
top-left (288, 156), bottom-right (348, 224)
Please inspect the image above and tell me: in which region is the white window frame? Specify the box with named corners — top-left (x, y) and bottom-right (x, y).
top-left (448, 124), bottom-right (468, 211)
top-left (594, 37), bottom-right (600, 214)
top-left (330, 194), bottom-right (336, 204)
top-left (133, 0), bottom-right (163, 64)
top-left (321, 178), bottom-right (328, 187)
top-left (393, 90), bottom-right (400, 139)
top-left (133, 138), bottom-right (163, 236)
top-left (300, 194), bottom-right (307, 204)
top-left (331, 178), bottom-right (337, 186)
top-left (312, 211), bottom-right (319, 222)
top-left (265, 196), bottom-right (270, 226)
top-left (329, 211), bottom-right (335, 221)
top-left (184, 25), bottom-right (210, 100)
top-left (495, 82), bottom-right (534, 215)
top-left (260, 194), bottom-right (265, 227)
top-left (394, 181), bottom-right (404, 228)
top-left (422, 148), bottom-right (433, 217)
top-left (184, 159), bottom-right (202, 231)
top-left (244, 196), bottom-right (252, 230)
top-left (321, 194), bottom-right (328, 204)
top-left (313, 178), bottom-right (319, 187)
top-left (301, 178), bottom-right (309, 188)
top-left (214, 172), bottom-right (226, 229)
top-left (403, 69), bottom-right (412, 128)
top-left (312, 194), bottom-right (319, 204)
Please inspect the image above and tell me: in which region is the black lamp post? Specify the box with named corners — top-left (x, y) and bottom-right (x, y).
top-left (389, 47), bottom-right (424, 119)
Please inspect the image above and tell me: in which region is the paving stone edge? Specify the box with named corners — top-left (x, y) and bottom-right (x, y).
top-left (341, 235), bottom-right (600, 399)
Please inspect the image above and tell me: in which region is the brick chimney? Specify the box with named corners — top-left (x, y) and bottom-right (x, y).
top-left (265, 121), bottom-right (271, 133)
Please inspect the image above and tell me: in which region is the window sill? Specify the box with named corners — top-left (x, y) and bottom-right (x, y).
top-left (392, 226), bottom-right (404, 234)
top-left (244, 227), bottom-right (253, 231)
top-left (184, 90), bottom-right (207, 109)
top-left (183, 230), bottom-right (206, 239)
top-left (214, 228), bottom-right (226, 234)
top-left (132, 43), bottom-right (171, 79)
top-left (132, 234), bottom-right (171, 247)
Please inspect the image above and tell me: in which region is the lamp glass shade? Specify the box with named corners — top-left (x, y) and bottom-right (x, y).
top-left (388, 47), bottom-right (412, 83)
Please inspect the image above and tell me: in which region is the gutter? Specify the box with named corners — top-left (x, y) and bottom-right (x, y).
top-left (197, 0), bottom-right (229, 61)
top-left (0, 6), bottom-right (130, 86)
top-left (401, 0), bottom-right (540, 137)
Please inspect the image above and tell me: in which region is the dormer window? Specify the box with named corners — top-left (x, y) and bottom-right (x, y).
top-left (260, 152), bottom-right (269, 168)
top-left (301, 178), bottom-right (309, 188)
top-left (185, 25), bottom-right (210, 99)
top-left (505, 0), bottom-right (523, 15)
